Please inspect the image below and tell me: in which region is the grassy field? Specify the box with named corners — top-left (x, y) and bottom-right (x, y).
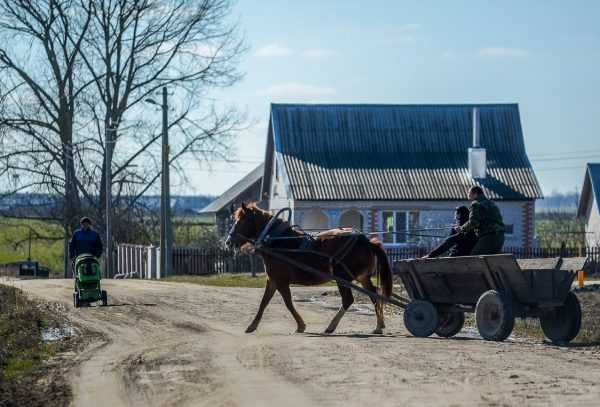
top-left (0, 219), bottom-right (64, 274)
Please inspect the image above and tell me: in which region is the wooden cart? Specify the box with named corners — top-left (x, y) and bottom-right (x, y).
top-left (394, 254), bottom-right (586, 343)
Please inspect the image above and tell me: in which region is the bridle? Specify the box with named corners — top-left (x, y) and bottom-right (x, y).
top-left (226, 207), bottom-right (292, 249)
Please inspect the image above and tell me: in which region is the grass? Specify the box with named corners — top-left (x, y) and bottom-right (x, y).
top-left (165, 272), bottom-right (339, 288)
top-left (0, 219), bottom-right (64, 274)
top-left (165, 273), bottom-right (269, 288)
top-left (0, 284), bottom-right (74, 406)
top-left (0, 285), bottom-right (54, 380)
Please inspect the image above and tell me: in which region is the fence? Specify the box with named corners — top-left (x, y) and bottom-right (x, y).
top-left (116, 243), bottom-right (600, 278)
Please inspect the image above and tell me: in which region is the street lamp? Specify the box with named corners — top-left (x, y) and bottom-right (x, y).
top-left (145, 87), bottom-right (172, 278)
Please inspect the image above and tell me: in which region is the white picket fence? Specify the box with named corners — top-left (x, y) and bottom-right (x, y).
top-left (116, 244), bottom-right (161, 279)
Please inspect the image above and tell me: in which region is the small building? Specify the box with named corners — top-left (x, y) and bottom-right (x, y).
top-left (577, 163), bottom-right (600, 247)
top-left (199, 163), bottom-right (264, 235)
top-left (260, 103), bottom-right (542, 248)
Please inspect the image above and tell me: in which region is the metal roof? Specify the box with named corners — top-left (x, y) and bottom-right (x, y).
top-left (577, 163), bottom-right (600, 217)
top-left (264, 103), bottom-right (542, 201)
top-left (200, 163), bottom-right (264, 213)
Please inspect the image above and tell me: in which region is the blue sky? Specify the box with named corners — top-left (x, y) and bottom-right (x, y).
top-left (177, 0), bottom-right (600, 197)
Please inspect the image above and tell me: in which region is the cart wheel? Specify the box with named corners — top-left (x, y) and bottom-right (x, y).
top-left (475, 290), bottom-right (514, 341)
top-left (435, 311), bottom-right (465, 338)
top-left (404, 300), bottom-right (439, 338)
top-left (73, 292), bottom-right (79, 308)
top-left (101, 290), bottom-right (108, 307)
top-left (540, 292), bottom-right (581, 344)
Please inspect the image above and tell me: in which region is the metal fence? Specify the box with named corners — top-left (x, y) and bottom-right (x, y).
top-left (116, 244), bottom-right (600, 278)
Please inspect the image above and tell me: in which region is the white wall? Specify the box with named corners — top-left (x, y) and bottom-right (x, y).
top-left (292, 199), bottom-right (530, 248)
top-left (585, 195), bottom-right (600, 247)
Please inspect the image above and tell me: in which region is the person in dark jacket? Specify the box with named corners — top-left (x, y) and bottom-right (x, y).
top-left (424, 206), bottom-right (478, 258)
top-left (69, 217), bottom-right (103, 259)
top-left (457, 186), bottom-right (505, 255)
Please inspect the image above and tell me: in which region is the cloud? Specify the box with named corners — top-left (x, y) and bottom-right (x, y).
top-left (301, 48), bottom-right (331, 58)
top-left (258, 82), bottom-right (336, 98)
top-left (255, 43), bottom-right (293, 57)
top-left (479, 47), bottom-right (530, 58)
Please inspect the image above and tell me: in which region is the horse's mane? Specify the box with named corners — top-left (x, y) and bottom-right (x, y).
top-left (233, 202), bottom-right (271, 221)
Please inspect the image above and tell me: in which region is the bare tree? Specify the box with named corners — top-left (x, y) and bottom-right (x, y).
top-left (0, 0), bottom-right (94, 231)
top-left (0, 0), bottom-right (246, 245)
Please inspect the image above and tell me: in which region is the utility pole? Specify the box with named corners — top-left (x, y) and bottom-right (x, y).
top-left (147, 87), bottom-right (173, 278)
top-left (162, 87), bottom-right (173, 278)
top-left (105, 125), bottom-right (114, 278)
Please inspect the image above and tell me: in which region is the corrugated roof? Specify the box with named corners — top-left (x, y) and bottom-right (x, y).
top-left (577, 163), bottom-right (600, 217)
top-left (200, 164), bottom-right (264, 213)
top-left (266, 103), bottom-right (542, 201)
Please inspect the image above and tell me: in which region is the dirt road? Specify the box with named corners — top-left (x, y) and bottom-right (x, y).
top-left (4, 278), bottom-right (600, 407)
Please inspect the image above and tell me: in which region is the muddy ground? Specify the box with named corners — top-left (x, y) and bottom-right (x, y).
top-left (2, 278), bottom-right (600, 407)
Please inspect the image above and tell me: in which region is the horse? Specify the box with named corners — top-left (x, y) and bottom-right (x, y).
top-left (225, 202), bottom-right (393, 334)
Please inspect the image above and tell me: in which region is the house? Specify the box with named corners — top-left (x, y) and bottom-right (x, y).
top-left (199, 163), bottom-right (264, 235)
top-left (260, 103), bottom-right (542, 248)
top-left (577, 163), bottom-right (600, 247)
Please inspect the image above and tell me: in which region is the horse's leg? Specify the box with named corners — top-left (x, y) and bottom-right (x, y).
top-left (325, 282), bottom-right (354, 334)
top-left (360, 277), bottom-right (385, 334)
top-left (277, 283), bottom-right (306, 333)
top-left (245, 278), bottom-right (277, 333)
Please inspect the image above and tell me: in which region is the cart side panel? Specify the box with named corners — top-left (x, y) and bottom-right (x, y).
top-left (407, 257), bottom-right (493, 305)
top-left (483, 255), bottom-right (532, 303)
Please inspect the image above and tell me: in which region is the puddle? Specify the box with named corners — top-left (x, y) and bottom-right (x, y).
top-left (42, 325), bottom-right (76, 342)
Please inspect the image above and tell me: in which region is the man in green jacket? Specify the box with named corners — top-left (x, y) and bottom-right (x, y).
top-left (457, 186), bottom-right (505, 255)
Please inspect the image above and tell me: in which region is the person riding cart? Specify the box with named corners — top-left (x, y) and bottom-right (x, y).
top-left (457, 186), bottom-right (505, 255)
top-left (424, 206), bottom-right (477, 258)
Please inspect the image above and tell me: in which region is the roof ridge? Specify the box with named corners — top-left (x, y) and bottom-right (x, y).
top-left (271, 103), bottom-right (519, 108)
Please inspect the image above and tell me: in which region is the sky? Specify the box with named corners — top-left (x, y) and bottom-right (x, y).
top-left (175, 0), bottom-right (600, 198)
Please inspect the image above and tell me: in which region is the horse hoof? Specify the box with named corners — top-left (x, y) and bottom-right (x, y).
top-left (324, 327), bottom-right (335, 334)
top-left (372, 328), bottom-right (383, 335)
top-left (245, 325), bottom-right (257, 333)
top-left (296, 325), bottom-right (306, 333)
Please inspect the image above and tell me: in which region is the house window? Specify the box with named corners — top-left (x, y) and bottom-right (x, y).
top-left (504, 224), bottom-right (514, 235)
top-left (382, 211), bottom-right (420, 244)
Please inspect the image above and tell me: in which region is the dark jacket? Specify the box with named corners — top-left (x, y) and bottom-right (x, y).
top-left (460, 196), bottom-right (505, 237)
top-left (69, 228), bottom-right (103, 259)
top-left (428, 227), bottom-right (478, 258)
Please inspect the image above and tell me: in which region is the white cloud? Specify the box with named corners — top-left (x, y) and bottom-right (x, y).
top-left (301, 48), bottom-right (331, 58)
top-left (479, 47), bottom-right (530, 58)
top-left (255, 43), bottom-right (293, 57)
top-left (258, 82), bottom-right (336, 98)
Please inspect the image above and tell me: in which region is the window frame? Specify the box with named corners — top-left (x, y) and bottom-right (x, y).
top-left (381, 210), bottom-right (420, 246)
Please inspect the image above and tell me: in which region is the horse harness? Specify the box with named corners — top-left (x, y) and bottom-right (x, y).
top-left (256, 217), bottom-right (361, 280)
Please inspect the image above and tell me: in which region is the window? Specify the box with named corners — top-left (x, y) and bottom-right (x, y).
top-left (382, 211), bottom-right (420, 244)
top-left (504, 224), bottom-right (514, 235)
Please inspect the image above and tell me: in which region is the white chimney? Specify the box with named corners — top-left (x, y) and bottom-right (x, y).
top-left (468, 108), bottom-right (487, 179)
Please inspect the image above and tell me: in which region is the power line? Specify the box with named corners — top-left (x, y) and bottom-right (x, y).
top-left (531, 154), bottom-right (600, 162)
top-left (529, 149), bottom-right (600, 158)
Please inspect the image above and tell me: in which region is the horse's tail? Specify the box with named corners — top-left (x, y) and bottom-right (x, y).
top-left (369, 238), bottom-right (393, 298)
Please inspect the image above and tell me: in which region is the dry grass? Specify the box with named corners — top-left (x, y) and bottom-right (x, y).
top-left (0, 284), bottom-right (75, 406)
top-left (165, 273), bottom-right (269, 288)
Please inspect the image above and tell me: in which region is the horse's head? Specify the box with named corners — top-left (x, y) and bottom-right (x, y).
top-left (225, 202), bottom-right (270, 249)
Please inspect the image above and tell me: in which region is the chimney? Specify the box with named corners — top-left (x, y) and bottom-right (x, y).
top-left (468, 108), bottom-right (487, 179)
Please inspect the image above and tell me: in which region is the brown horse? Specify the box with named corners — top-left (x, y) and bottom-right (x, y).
top-left (225, 202), bottom-right (393, 334)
